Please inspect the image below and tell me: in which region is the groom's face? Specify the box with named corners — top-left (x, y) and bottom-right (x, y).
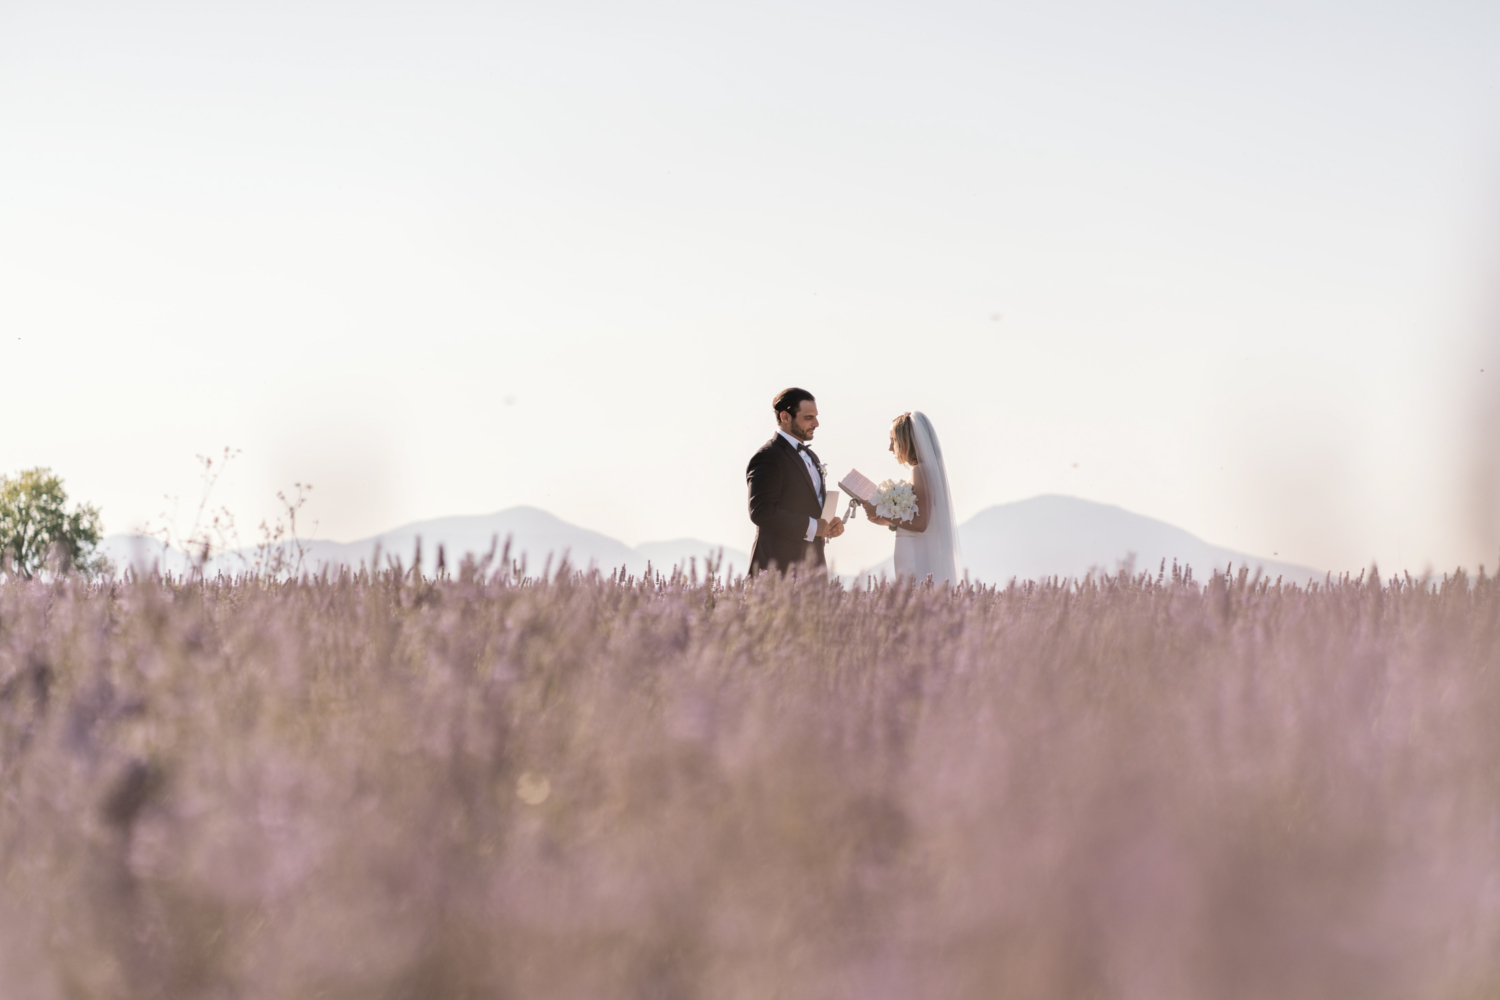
top-left (779, 400), bottom-right (819, 442)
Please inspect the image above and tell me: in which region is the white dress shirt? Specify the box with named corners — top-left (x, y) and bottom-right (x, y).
top-left (778, 429), bottom-right (822, 543)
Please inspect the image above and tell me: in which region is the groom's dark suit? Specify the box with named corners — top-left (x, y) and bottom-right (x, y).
top-left (747, 434), bottom-right (826, 574)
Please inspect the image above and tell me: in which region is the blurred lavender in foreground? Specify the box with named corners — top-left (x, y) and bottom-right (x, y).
top-left (2, 560), bottom-right (1499, 998)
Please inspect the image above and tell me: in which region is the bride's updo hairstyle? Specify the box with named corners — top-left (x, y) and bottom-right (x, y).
top-left (891, 412), bottom-right (919, 465)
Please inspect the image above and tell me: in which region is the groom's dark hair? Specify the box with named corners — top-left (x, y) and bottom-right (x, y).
top-left (773, 387), bottom-right (815, 420)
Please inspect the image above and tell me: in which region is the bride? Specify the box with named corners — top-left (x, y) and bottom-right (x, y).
top-left (861, 411), bottom-right (960, 585)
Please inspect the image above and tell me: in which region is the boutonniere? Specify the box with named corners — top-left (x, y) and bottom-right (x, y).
top-left (815, 458), bottom-right (828, 480)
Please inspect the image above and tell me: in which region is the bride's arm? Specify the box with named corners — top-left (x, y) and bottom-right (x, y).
top-left (860, 466), bottom-right (932, 531)
top-left (904, 464), bottom-right (931, 533)
top-left (864, 467), bottom-right (930, 530)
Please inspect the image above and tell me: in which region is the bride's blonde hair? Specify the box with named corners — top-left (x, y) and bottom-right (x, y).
top-left (891, 412), bottom-right (918, 465)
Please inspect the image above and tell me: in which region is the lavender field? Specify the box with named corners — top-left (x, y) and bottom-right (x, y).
top-left (3, 560), bottom-right (1499, 998)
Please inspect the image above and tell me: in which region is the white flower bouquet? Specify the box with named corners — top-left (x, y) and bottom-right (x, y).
top-left (873, 479), bottom-right (918, 523)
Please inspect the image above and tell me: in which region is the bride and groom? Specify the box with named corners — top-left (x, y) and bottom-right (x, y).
top-left (746, 387), bottom-right (958, 584)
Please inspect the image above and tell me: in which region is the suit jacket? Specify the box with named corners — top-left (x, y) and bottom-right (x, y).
top-left (747, 434), bottom-right (825, 574)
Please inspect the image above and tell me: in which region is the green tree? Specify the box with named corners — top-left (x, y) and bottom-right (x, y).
top-left (0, 467), bottom-right (106, 579)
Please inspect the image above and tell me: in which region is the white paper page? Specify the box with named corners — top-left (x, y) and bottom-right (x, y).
top-left (821, 489), bottom-right (841, 521)
top-left (838, 470), bottom-right (878, 504)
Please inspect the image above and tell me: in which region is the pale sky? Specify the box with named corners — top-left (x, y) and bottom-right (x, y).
top-left (4, 0), bottom-right (1499, 576)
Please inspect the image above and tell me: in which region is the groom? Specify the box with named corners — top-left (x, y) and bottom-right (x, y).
top-left (747, 387), bottom-right (845, 575)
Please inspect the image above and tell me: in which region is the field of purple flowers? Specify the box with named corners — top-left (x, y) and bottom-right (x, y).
top-left (3, 560), bottom-right (1500, 998)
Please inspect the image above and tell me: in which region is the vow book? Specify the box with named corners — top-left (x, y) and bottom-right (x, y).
top-left (837, 469), bottom-right (879, 505)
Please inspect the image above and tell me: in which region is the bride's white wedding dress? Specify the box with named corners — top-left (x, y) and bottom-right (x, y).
top-left (893, 411), bottom-right (960, 585)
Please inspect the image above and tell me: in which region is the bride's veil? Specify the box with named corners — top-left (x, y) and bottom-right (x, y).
top-left (910, 411), bottom-right (961, 585)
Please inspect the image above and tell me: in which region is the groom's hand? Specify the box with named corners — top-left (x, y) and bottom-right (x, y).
top-left (817, 516), bottom-right (845, 539)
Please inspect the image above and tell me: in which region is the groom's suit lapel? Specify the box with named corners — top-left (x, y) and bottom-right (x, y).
top-left (776, 435), bottom-right (822, 508)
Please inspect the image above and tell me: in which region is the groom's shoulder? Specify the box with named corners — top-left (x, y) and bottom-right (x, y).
top-left (748, 435), bottom-right (784, 465)
top-left (754, 434), bottom-right (783, 453)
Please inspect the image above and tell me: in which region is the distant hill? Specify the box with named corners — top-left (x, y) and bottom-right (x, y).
top-left (103, 496), bottom-right (1319, 585)
top-left (297, 506), bottom-right (641, 577)
top-left (101, 507), bottom-right (749, 580)
top-left (856, 494), bottom-right (1322, 584)
top-left (634, 539), bottom-right (753, 578)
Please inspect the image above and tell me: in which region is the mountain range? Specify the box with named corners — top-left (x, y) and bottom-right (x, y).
top-left (859, 494), bottom-right (1321, 584)
top-left (101, 495), bottom-right (1323, 585)
top-left (101, 507), bottom-right (751, 582)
